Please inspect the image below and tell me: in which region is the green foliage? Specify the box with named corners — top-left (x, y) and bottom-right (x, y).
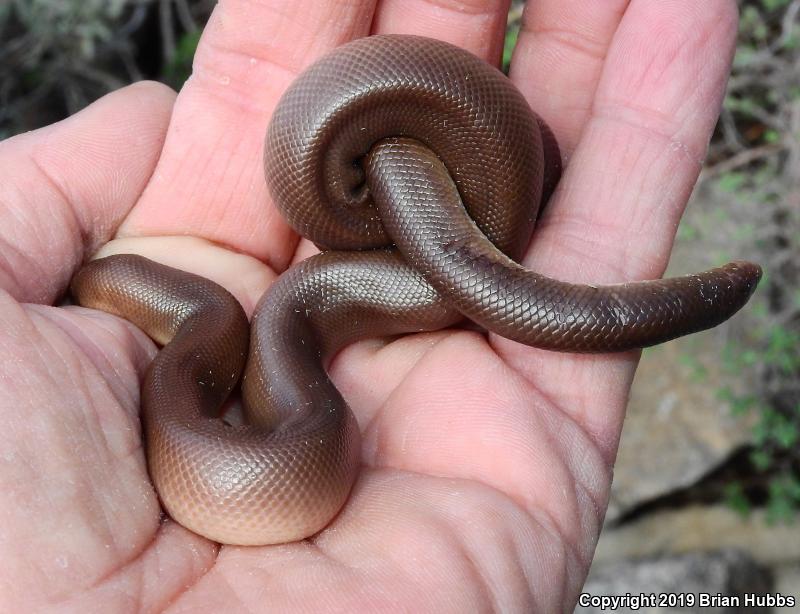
top-left (163, 30), bottom-right (202, 89)
top-left (0, 0), bottom-right (137, 136)
top-left (717, 171), bottom-right (748, 193)
top-left (678, 352), bottom-right (709, 383)
top-left (1, 0), bottom-right (209, 137)
top-left (724, 482), bottom-right (752, 517)
top-left (720, 323), bottom-right (800, 522)
top-left (676, 222), bottom-right (699, 241)
top-left (11, 0), bottom-right (128, 62)
top-left (766, 474), bottom-right (800, 523)
top-left (759, 0), bottom-right (793, 12)
top-left (503, 20), bottom-right (520, 73)
top-left (710, 0), bottom-right (800, 516)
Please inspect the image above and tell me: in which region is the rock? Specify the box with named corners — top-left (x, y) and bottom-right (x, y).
top-left (578, 550), bottom-right (772, 613)
top-left (607, 334), bottom-right (756, 521)
top-left (774, 564), bottom-right (800, 609)
top-left (593, 505), bottom-right (800, 566)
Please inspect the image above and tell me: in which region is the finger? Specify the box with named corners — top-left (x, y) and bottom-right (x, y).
top-left (510, 0), bottom-right (630, 155)
top-left (0, 82), bottom-right (175, 304)
top-left (121, 0), bottom-right (380, 272)
top-left (373, 0), bottom-right (511, 63)
top-left (498, 0), bottom-right (739, 453)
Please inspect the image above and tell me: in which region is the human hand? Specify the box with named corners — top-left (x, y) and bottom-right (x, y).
top-left (0, 0), bottom-right (739, 610)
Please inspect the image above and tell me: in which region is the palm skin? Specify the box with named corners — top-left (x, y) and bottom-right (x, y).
top-left (0, 0), bottom-right (738, 611)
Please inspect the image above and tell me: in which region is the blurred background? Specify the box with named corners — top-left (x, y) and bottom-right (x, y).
top-left (1, 0), bottom-right (797, 609)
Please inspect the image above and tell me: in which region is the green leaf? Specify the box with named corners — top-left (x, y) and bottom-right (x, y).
top-left (761, 0), bottom-right (792, 10)
top-left (723, 482), bottom-right (751, 517)
top-left (162, 31), bottom-right (202, 89)
top-left (677, 223), bottom-right (699, 241)
top-left (785, 476), bottom-right (800, 502)
top-left (503, 26), bottom-right (519, 74)
top-left (784, 33), bottom-right (800, 50)
top-left (749, 449), bottom-right (772, 471)
top-left (678, 353), bottom-right (708, 382)
top-left (766, 490), bottom-right (794, 524)
top-left (766, 476), bottom-right (800, 524)
top-left (717, 171), bottom-right (747, 193)
top-left (774, 420), bottom-right (798, 448)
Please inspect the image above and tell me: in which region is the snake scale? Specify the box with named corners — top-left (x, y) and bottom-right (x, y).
top-left (71, 35), bottom-right (761, 545)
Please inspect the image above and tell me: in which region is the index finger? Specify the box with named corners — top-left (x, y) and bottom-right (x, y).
top-left (118, 0), bottom-right (380, 272)
top-left (499, 0), bottom-right (739, 453)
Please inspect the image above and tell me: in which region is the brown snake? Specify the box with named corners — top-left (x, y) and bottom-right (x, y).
top-left (71, 35), bottom-right (761, 545)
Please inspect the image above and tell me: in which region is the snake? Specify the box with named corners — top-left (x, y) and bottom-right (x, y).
top-left (70, 35), bottom-right (762, 545)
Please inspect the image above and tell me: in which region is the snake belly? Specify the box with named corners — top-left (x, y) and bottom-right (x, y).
top-left (71, 34), bottom-right (761, 545)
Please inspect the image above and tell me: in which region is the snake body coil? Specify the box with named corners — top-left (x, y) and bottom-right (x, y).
top-left (72, 35), bottom-right (761, 545)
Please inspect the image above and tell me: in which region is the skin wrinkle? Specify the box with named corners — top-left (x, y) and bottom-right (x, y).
top-left (524, 0), bottom-right (629, 40)
top-left (432, 520), bottom-right (493, 612)
top-left (191, 40), bottom-right (297, 115)
top-left (504, 363), bottom-right (611, 539)
top-left (416, 0), bottom-right (505, 16)
top-left (225, 138), bottom-right (268, 233)
top-left (31, 137), bottom-right (126, 261)
top-left (506, 516), bottom-right (564, 613)
top-left (443, 501), bottom-right (529, 611)
top-left (62, 332), bottom-right (120, 460)
top-left (591, 104), bottom-right (692, 152)
top-left (24, 156), bottom-right (85, 295)
top-left (189, 66), bottom-right (278, 117)
top-left (545, 355), bottom-right (634, 459)
top-left (203, 0), bottom-right (374, 78)
top-left (379, 502), bottom-right (487, 611)
top-left (188, 135), bottom-right (230, 232)
top-left (529, 133), bottom-right (691, 282)
top-left (624, 34), bottom-right (680, 98)
top-left (524, 505), bottom-right (573, 610)
top-left (564, 435), bottom-right (611, 521)
top-left (357, 331), bottom-right (454, 459)
top-left (196, 133), bottom-right (264, 241)
top-left (71, 351), bottom-right (144, 479)
top-left (71, 529), bottom-right (157, 611)
top-left (318, 470), bottom-right (569, 607)
top-left (368, 337), bottom-right (476, 459)
top-left (206, 562), bottom-right (267, 614)
top-left (528, 218), bottom-right (654, 283)
top-left (526, 26), bottom-right (609, 63)
top-left (121, 116), bottom-right (287, 273)
top-left (44, 312), bottom-right (135, 409)
top-left (396, 444), bottom-right (584, 586)
top-left (17, 316), bottom-right (157, 604)
top-left (0, 180), bottom-right (36, 241)
top-left (0, 234), bottom-right (32, 301)
top-left (374, 1), bottom-right (505, 62)
top-left (51, 307), bottom-right (151, 414)
top-left (158, 543), bottom-right (219, 614)
top-left (512, 0), bottom-right (628, 155)
top-left (516, 412), bottom-right (586, 551)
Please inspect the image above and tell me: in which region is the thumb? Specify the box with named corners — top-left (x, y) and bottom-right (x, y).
top-left (0, 81), bottom-right (175, 304)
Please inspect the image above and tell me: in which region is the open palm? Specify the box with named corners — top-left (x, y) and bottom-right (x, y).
top-left (0, 1), bottom-right (738, 611)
